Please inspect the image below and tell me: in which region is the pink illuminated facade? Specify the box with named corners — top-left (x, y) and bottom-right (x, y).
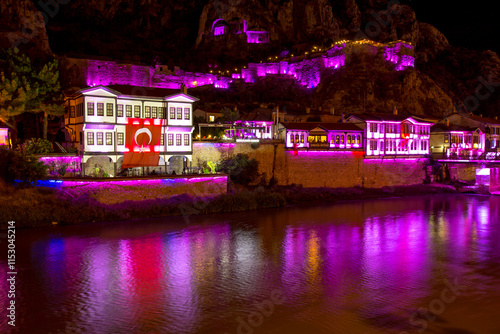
top-left (347, 113), bottom-right (433, 157)
top-left (282, 123), bottom-right (364, 150)
top-left (64, 85), bottom-right (198, 175)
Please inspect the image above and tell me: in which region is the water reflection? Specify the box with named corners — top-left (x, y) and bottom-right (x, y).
top-left (1, 195), bottom-right (500, 333)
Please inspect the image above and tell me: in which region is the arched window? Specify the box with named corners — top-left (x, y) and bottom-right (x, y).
top-left (347, 135), bottom-right (351, 144)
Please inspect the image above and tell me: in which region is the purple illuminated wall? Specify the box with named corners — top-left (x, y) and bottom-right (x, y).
top-left (383, 42), bottom-right (415, 71)
top-left (246, 31), bottom-right (269, 44)
top-left (214, 26), bottom-right (225, 36)
top-left (77, 40), bottom-right (414, 92)
top-left (86, 60), bottom-right (153, 87)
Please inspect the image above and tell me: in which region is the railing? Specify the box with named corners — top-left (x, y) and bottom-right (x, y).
top-left (433, 151), bottom-right (500, 161)
top-left (308, 142), bottom-right (330, 149)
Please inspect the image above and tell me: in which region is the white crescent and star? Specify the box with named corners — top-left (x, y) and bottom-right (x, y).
top-left (133, 128), bottom-right (153, 153)
top-left (135, 128), bottom-right (152, 145)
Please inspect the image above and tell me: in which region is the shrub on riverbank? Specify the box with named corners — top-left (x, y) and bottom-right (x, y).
top-left (0, 146), bottom-right (47, 187)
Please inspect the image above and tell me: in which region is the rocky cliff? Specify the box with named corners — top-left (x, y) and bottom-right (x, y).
top-left (1, 0), bottom-right (498, 118)
top-left (0, 0), bottom-right (52, 58)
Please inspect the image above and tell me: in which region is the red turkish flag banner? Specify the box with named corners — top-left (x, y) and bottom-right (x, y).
top-left (122, 118), bottom-right (164, 168)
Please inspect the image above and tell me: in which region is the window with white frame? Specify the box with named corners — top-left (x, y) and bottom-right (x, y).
top-left (97, 103), bottom-right (104, 116)
top-left (184, 134), bottom-right (190, 146)
top-left (106, 103), bottom-right (113, 117)
top-left (87, 103), bottom-right (94, 116)
top-left (106, 132), bottom-right (112, 145)
top-left (134, 106), bottom-right (141, 118)
top-left (87, 132), bottom-right (94, 145)
top-left (126, 105), bottom-right (132, 117)
top-left (176, 134), bottom-right (181, 145)
top-left (117, 133), bottom-right (124, 145)
top-left (97, 132), bottom-right (103, 145)
top-left (117, 105), bottom-right (123, 117)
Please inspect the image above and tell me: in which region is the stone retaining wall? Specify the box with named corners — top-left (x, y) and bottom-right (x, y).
top-left (193, 142), bottom-right (429, 188)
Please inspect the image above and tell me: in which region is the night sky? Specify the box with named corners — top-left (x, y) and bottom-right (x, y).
top-left (401, 0), bottom-right (499, 54)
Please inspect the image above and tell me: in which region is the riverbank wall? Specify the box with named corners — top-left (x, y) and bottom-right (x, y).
top-left (38, 175), bottom-right (228, 205)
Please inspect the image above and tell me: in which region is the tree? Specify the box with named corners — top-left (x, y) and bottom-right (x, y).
top-left (0, 48), bottom-right (64, 142)
top-left (217, 153), bottom-right (260, 186)
top-left (220, 107), bottom-right (240, 124)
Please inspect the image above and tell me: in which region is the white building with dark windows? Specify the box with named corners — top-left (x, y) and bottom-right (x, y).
top-left (346, 112), bottom-right (433, 157)
top-left (63, 85), bottom-right (198, 176)
top-left (282, 123), bottom-right (363, 150)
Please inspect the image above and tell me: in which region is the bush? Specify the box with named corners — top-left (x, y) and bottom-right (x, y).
top-left (19, 138), bottom-right (53, 155)
top-left (0, 146), bottom-right (47, 188)
top-left (217, 153), bottom-right (260, 185)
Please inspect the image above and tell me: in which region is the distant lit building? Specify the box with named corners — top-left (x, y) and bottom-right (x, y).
top-left (430, 123), bottom-right (485, 158)
top-left (193, 109), bottom-right (223, 123)
top-left (444, 113), bottom-right (500, 152)
top-left (224, 109), bottom-right (274, 141)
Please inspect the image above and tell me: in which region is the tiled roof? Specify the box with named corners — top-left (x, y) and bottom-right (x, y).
top-left (348, 112), bottom-right (435, 123)
top-left (431, 124), bottom-right (481, 133)
top-left (348, 113), bottom-right (410, 122)
top-left (466, 114), bottom-right (500, 125)
top-left (240, 108), bottom-right (273, 122)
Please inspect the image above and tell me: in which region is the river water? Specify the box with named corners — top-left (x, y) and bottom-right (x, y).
top-left (1, 195), bottom-right (500, 334)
